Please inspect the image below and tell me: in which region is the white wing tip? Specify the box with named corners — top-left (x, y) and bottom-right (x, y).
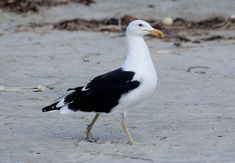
top-left (56, 98), bottom-right (65, 107)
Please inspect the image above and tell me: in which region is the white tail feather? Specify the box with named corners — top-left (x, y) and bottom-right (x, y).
top-left (59, 105), bottom-right (74, 115)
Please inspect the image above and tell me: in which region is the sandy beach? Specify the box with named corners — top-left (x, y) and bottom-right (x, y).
top-left (0, 0), bottom-right (235, 162)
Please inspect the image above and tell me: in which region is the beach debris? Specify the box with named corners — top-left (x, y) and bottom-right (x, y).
top-left (45, 81), bottom-right (61, 90)
top-left (0, 85), bottom-right (46, 92)
top-left (0, 82), bottom-right (60, 92)
top-left (81, 56), bottom-right (90, 63)
top-left (0, 0), bottom-right (40, 13)
top-left (147, 4), bottom-right (155, 8)
top-left (160, 136), bottom-right (167, 140)
top-left (78, 0), bottom-right (95, 6)
top-left (175, 35), bottom-right (191, 42)
top-left (186, 66), bottom-right (210, 74)
top-left (172, 16), bottom-right (229, 30)
top-left (52, 15), bottom-right (235, 34)
top-left (201, 35), bottom-right (224, 41)
top-left (174, 41), bottom-right (182, 47)
top-left (15, 15), bottom-right (235, 43)
top-left (0, 0), bottom-right (95, 13)
top-left (53, 15), bottom-right (135, 32)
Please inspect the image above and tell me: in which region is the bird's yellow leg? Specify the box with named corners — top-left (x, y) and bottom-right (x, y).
top-left (85, 113), bottom-right (100, 142)
top-left (121, 112), bottom-right (134, 145)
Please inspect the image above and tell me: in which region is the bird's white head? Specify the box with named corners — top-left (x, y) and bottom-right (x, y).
top-left (126, 20), bottom-right (164, 38)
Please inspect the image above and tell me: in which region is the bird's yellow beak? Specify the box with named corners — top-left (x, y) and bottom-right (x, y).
top-left (144, 29), bottom-right (164, 38)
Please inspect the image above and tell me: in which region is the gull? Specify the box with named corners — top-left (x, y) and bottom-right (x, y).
top-left (42, 20), bottom-right (164, 145)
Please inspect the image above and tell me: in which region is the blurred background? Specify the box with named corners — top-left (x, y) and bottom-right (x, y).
top-left (0, 0), bottom-right (234, 46)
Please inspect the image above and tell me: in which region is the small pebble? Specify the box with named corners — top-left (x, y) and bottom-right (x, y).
top-left (230, 15), bottom-right (235, 20)
top-left (163, 17), bottom-right (173, 26)
top-left (147, 4), bottom-right (155, 8)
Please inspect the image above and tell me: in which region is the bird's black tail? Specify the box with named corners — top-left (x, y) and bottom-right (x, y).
top-left (42, 101), bottom-right (60, 112)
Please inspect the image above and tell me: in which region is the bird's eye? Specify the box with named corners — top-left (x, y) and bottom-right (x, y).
top-left (138, 24), bottom-right (143, 27)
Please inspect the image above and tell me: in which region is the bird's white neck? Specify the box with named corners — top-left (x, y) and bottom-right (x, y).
top-left (126, 35), bottom-right (149, 55)
top-left (122, 35), bottom-right (154, 72)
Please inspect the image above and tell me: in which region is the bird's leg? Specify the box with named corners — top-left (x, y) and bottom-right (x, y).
top-left (120, 112), bottom-right (134, 145)
top-left (85, 113), bottom-right (100, 142)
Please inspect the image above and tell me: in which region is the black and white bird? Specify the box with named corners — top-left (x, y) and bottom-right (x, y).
top-left (42, 20), bottom-right (164, 144)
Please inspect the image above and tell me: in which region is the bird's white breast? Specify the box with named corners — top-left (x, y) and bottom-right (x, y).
top-left (116, 63), bottom-right (157, 112)
top-left (114, 57), bottom-right (157, 113)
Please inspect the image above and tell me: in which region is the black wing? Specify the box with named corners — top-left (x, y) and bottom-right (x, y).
top-left (65, 68), bottom-right (140, 113)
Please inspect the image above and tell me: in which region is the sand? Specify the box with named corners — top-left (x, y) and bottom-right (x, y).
top-left (0, 1), bottom-right (235, 163)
